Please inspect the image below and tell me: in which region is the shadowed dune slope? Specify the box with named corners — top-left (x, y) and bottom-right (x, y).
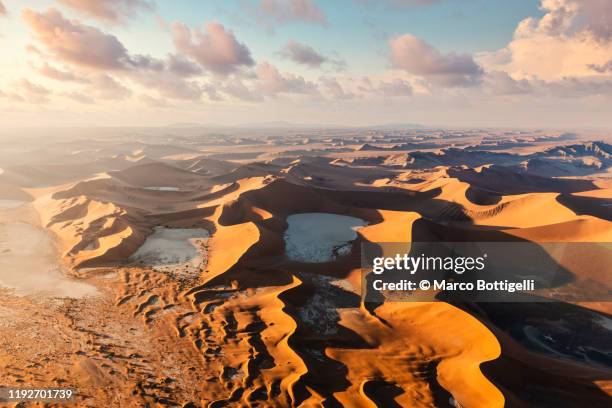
top-left (5, 135), bottom-right (610, 407)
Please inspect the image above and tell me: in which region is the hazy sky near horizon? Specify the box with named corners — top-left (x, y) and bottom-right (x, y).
top-left (0, 0), bottom-right (611, 128)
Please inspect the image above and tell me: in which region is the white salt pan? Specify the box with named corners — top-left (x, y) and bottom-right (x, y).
top-left (0, 222), bottom-right (97, 298)
top-left (143, 187), bottom-right (181, 191)
top-left (284, 213), bottom-right (365, 263)
top-left (130, 227), bottom-right (208, 274)
top-left (0, 200), bottom-right (27, 209)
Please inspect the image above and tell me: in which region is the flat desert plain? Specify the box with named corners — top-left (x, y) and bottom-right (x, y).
top-left (0, 126), bottom-right (610, 407)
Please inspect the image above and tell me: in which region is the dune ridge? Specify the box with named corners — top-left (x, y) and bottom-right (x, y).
top-left (0, 133), bottom-right (610, 407)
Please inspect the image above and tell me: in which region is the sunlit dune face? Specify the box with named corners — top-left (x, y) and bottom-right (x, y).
top-left (2, 128), bottom-right (610, 406)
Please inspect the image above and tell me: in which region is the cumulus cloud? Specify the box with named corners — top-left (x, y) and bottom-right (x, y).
top-left (36, 63), bottom-right (87, 82)
top-left (22, 8), bottom-right (133, 69)
top-left (319, 76), bottom-right (354, 99)
top-left (87, 74), bottom-right (131, 100)
top-left (256, 61), bottom-right (317, 94)
top-left (483, 71), bottom-right (531, 95)
top-left (129, 71), bottom-right (204, 100)
top-left (127, 54), bottom-right (210, 101)
top-left (57, 0), bottom-right (154, 23)
top-left (202, 84), bottom-right (223, 101)
top-left (22, 8), bottom-right (215, 103)
top-left (13, 79), bottom-right (51, 104)
top-left (578, 0), bottom-right (612, 42)
top-left (279, 40), bottom-right (346, 71)
top-left (515, 0), bottom-right (612, 42)
top-left (222, 80), bottom-right (264, 102)
top-left (166, 54), bottom-right (202, 77)
top-left (171, 21), bottom-right (255, 75)
top-left (390, 34), bottom-right (483, 87)
top-left (23, 8), bottom-right (164, 72)
top-left (376, 78), bottom-right (413, 97)
top-left (588, 60), bottom-right (612, 74)
top-left (255, 0), bottom-right (326, 26)
top-left (478, 0), bottom-right (612, 81)
top-left (281, 40), bottom-right (326, 67)
top-left (359, 77), bottom-right (413, 97)
top-left (531, 76), bottom-right (612, 98)
top-left (481, 71), bottom-right (612, 99)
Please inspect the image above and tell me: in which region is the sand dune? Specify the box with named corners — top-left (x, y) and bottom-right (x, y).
top-left (110, 161), bottom-right (214, 189)
top-left (328, 302), bottom-right (504, 407)
top-left (33, 193), bottom-right (149, 268)
top-left (0, 131), bottom-right (610, 407)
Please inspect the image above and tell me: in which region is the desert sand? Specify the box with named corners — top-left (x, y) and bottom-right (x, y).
top-left (0, 127), bottom-right (610, 407)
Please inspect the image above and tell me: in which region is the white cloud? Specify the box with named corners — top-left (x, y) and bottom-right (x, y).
top-left (390, 34), bottom-right (483, 87)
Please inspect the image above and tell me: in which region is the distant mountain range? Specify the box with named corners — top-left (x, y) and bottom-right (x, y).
top-left (163, 121), bottom-right (426, 129)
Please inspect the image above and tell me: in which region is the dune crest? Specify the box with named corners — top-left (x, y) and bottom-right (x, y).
top-left (1, 131), bottom-right (610, 407)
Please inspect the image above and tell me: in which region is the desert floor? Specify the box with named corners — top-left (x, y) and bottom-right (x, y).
top-left (0, 126), bottom-right (610, 407)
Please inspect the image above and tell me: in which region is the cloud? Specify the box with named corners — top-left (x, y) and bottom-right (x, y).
top-left (129, 71), bottom-right (204, 100)
top-left (57, 0), bottom-right (154, 23)
top-left (87, 74), bottom-right (131, 100)
top-left (22, 7), bottom-right (209, 103)
top-left (22, 9), bottom-right (220, 103)
top-left (531, 76), bottom-right (612, 98)
top-left (13, 79), bottom-right (51, 104)
top-left (23, 8), bottom-right (164, 72)
top-left (22, 8), bottom-right (132, 69)
top-left (588, 60), bottom-right (612, 73)
top-left (389, 34), bottom-right (483, 87)
top-left (483, 71), bottom-right (531, 95)
top-left (578, 0), bottom-right (612, 42)
top-left (480, 70), bottom-right (612, 99)
top-left (171, 21), bottom-right (255, 75)
top-left (139, 94), bottom-right (167, 107)
top-left (359, 77), bottom-right (413, 97)
top-left (127, 54), bottom-right (165, 71)
top-left (478, 1), bottom-right (612, 81)
top-left (279, 40), bottom-right (345, 70)
top-left (202, 84), bottom-right (223, 101)
top-left (166, 54), bottom-right (202, 77)
top-left (320, 76), bottom-right (354, 99)
top-left (515, 0), bottom-right (612, 43)
top-left (256, 61), bottom-right (317, 94)
top-left (36, 63), bottom-right (87, 82)
top-left (25, 44), bottom-right (42, 55)
top-left (63, 91), bottom-right (94, 104)
top-left (255, 0), bottom-right (326, 26)
top-left (222, 80), bottom-right (264, 102)
top-left (0, 1), bottom-right (6, 16)
top-left (376, 78), bottom-right (413, 97)
top-left (281, 40), bottom-right (326, 67)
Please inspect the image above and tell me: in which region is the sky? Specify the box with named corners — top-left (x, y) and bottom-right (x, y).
top-left (0, 0), bottom-right (611, 128)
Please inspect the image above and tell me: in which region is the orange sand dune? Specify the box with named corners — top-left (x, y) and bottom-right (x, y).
top-left (328, 302), bottom-right (503, 407)
top-left (34, 193), bottom-right (150, 268)
top-left (110, 161), bottom-right (214, 189)
top-left (2, 134), bottom-right (610, 407)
